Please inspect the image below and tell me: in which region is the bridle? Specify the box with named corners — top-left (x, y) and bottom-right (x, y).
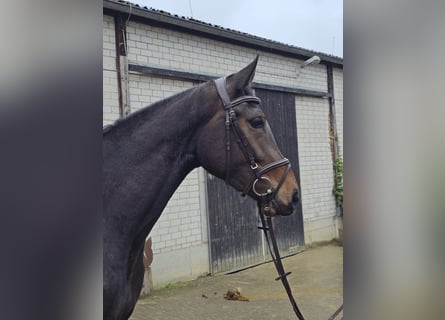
top-left (214, 77), bottom-right (291, 214)
top-left (214, 77), bottom-right (343, 320)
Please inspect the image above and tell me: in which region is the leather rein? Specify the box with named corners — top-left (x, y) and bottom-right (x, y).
top-left (214, 77), bottom-right (343, 320)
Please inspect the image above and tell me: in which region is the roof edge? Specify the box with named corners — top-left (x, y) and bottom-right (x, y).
top-left (103, 0), bottom-right (343, 67)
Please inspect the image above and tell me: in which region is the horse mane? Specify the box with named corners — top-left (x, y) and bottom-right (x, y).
top-left (103, 82), bottom-right (205, 136)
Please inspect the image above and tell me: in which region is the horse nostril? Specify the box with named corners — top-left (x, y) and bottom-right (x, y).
top-left (292, 189), bottom-right (299, 204)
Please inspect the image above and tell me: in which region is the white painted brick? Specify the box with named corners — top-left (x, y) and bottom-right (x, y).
top-left (181, 229), bottom-right (192, 237)
top-left (296, 96), bottom-right (337, 221)
top-left (176, 237), bottom-right (186, 245)
top-left (128, 33), bottom-right (141, 41)
top-left (160, 234), bottom-right (172, 242)
top-left (186, 235), bottom-right (198, 243)
top-left (165, 239), bottom-right (177, 248)
top-left (141, 35), bottom-right (153, 44)
top-left (169, 227), bottom-right (180, 236)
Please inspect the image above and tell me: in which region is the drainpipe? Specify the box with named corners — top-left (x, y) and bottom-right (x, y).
top-left (327, 65), bottom-right (339, 161)
top-left (114, 7), bottom-right (131, 118)
top-left (327, 65), bottom-right (343, 218)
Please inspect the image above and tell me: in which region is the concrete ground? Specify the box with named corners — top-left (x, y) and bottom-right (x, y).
top-left (130, 245), bottom-right (343, 320)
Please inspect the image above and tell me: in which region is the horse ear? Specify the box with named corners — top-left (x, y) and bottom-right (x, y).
top-left (227, 55), bottom-right (259, 93)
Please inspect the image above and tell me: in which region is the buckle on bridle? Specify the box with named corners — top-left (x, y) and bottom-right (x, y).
top-left (250, 163), bottom-right (259, 170)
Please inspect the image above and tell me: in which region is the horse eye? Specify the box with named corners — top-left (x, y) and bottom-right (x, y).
top-left (249, 117), bottom-right (264, 129)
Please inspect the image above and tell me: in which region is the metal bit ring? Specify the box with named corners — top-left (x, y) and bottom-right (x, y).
top-left (252, 176), bottom-right (273, 197)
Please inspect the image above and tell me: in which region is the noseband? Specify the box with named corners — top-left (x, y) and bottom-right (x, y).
top-left (214, 77), bottom-right (291, 214)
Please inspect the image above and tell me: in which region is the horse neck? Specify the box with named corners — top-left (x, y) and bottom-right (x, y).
top-left (103, 83), bottom-right (214, 242)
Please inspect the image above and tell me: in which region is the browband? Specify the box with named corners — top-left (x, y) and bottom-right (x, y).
top-left (214, 77), bottom-right (261, 109)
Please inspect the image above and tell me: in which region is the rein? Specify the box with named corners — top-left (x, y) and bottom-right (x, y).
top-left (214, 77), bottom-right (343, 320)
top-left (257, 208), bottom-right (344, 320)
top-left (257, 206), bottom-right (305, 319)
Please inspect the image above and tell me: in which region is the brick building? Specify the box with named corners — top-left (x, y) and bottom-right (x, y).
top-left (103, 0), bottom-right (343, 288)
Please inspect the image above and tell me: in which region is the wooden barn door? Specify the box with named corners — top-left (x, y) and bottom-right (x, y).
top-left (207, 89), bottom-right (304, 274)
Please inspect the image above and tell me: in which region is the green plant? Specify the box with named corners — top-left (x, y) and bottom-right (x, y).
top-left (333, 156), bottom-right (343, 208)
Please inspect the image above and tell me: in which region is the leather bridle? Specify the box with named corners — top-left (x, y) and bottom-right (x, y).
top-left (214, 77), bottom-right (343, 320)
top-left (214, 77), bottom-right (291, 215)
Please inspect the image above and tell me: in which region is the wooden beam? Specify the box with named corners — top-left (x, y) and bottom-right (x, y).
top-left (128, 64), bottom-right (330, 98)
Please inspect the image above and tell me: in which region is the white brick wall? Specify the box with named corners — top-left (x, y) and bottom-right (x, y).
top-left (126, 21), bottom-right (327, 92)
top-left (127, 75), bottom-right (203, 255)
top-left (128, 74), bottom-right (195, 109)
top-left (296, 96), bottom-right (337, 223)
top-left (149, 168), bottom-right (203, 254)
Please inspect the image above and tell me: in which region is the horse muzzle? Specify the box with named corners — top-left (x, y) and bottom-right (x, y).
top-left (259, 188), bottom-right (299, 217)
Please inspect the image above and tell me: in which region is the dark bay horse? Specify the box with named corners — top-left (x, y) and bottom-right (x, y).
top-left (103, 56), bottom-right (300, 319)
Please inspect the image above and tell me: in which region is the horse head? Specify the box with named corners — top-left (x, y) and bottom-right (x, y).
top-left (197, 56), bottom-right (300, 216)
